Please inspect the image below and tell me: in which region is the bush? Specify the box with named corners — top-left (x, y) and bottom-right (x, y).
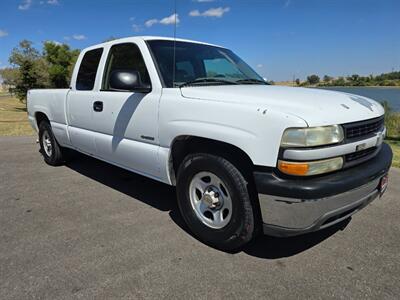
top-left (307, 74), bottom-right (320, 85)
top-left (381, 101), bottom-right (400, 139)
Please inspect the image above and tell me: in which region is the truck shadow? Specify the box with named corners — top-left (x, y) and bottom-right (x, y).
top-left (242, 218), bottom-right (350, 259)
top-left (65, 151), bottom-right (177, 212)
top-left (65, 151), bottom-right (350, 259)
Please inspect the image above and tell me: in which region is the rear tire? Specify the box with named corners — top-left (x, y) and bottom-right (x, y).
top-left (176, 153), bottom-right (255, 251)
top-left (38, 121), bottom-right (65, 166)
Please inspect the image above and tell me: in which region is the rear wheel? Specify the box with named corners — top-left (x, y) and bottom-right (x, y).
top-left (176, 153), bottom-right (255, 251)
top-left (38, 121), bottom-right (65, 166)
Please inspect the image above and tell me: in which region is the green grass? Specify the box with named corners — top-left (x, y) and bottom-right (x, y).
top-left (386, 140), bottom-right (400, 168)
top-left (0, 96), bottom-right (35, 136)
top-left (385, 112), bottom-right (400, 138)
top-left (384, 110), bottom-right (400, 168)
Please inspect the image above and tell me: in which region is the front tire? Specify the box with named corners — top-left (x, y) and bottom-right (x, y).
top-left (176, 153), bottom-right (255, 251)
top-left (38, 121), bottom-right (65, 166)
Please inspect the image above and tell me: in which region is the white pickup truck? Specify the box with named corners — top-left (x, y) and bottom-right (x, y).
top-left (27, 36), bottom-right (392, 250)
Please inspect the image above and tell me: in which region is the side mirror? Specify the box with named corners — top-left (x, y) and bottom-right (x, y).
top-left (109, 70), bottom-right (151, 93)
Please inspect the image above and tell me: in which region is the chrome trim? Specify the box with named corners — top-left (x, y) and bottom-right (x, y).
top-left (283, 128), bottom-right (385, 161)
top-left (259, 178), bottom-right (380, 232)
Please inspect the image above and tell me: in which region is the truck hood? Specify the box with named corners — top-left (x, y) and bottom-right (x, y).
top-left (180, 85), bottom-right (384, 126)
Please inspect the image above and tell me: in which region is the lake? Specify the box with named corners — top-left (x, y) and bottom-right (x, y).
top-left (318, 87), bottom-right (400, 112)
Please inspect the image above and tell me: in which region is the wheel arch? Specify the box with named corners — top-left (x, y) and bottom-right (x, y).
top-left (168, 135), bottom-right (256, 186)
top-left (35, 111), bottom-right (50, 127)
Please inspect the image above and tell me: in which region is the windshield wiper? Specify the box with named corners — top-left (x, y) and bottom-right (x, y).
top-left (236, 79), bottom-right (268, 85)
top-left (178, 78), bottom-right (238, 88)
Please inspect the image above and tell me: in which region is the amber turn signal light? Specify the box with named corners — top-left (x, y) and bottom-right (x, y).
top-left (278, 161), bottom-right (309, 176)
top-left (278, 157), bottom-right (343, 176)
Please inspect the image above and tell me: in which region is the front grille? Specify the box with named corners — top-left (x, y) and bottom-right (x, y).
top-left (343, 117), bottom-right (384, 140)
top-left (345, 147), bottom-right (377, 162)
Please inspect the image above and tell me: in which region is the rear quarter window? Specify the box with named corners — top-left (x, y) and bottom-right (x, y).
top-left (76, 48), bottom-right (103, 90)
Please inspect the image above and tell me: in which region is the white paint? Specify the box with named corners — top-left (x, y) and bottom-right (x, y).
top-left (27, 36), bottom-right (385, 186)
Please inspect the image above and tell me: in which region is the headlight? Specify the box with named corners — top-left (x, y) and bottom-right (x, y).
top-left (278, 157), bottom-right (343, 176)
top-left (281, 125), bottom-right (344, 148)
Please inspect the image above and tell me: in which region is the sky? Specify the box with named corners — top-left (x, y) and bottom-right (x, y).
top-left (0, 0), bottom-right (399, 81)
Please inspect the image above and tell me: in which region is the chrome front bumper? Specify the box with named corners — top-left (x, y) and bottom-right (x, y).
top-left (260, 178), bottom-right (381, 237)
top-left (254, 142), bottom-right (392, 237)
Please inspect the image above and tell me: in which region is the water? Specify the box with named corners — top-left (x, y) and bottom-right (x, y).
top-left (319, 87), bottom-right (400, 112)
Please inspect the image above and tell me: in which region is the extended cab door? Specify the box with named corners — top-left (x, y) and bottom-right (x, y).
top-left (67, 48), bottom-right (104, 155)
top-left (91, 42), bottom-right (162, 179)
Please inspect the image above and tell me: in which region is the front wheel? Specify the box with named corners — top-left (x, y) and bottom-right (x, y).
top-left (176, 153), bottom-right (256, 251)
top-left (38, 121), bottom-right (65, 166)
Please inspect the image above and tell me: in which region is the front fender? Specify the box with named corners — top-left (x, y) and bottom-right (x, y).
top-left (159, 91), bottom-right (307, 167)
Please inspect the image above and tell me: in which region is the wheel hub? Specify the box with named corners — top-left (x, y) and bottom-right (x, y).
top-left (42, 130), bottom-right (52, 157)
top-left (201, 187), bottom-right (222, 209)
top-left (189, 171), bottom-right (232, 229)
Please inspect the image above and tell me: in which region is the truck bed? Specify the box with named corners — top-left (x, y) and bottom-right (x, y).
top-left (27, 89), bottom-right (70, 145)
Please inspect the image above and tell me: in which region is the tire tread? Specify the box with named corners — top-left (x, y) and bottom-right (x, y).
top-left (177, 153), bottom-right (255, 250)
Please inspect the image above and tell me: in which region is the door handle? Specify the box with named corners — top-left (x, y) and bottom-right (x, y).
top-left (93, 101), bottom-right (103, 112)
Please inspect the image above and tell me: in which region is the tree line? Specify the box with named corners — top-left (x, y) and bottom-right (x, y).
top-left (299, 71), bottom-right (400, 87)
top-left (0, 40), bottom-right (80, 102)
top-left (1, 39), bottom-right (399, 102)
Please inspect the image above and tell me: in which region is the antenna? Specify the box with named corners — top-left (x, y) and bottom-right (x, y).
top-left (172, 0), bottom-right (177, 87)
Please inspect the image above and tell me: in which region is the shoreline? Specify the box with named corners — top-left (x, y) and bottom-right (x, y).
top-left (274, 83), bottom-right (400, 88)
top-left (317, 85), bottom-right (400, 89)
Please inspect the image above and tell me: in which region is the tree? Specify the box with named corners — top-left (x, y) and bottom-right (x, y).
top-left (335, 76), bottom-right (346, 86)
top-left (295, 78), bottom-right (300, 85)
top-left (43, 42), bottom-right (80, 88)
top-left (0, 67), bottom-right (19, 89)
top-left (9, 40), bottom-right (50, 102)
top-left (323, 75), bottom-right (332, 82)
top-left (4, 40), bottom-right (80, 102)
top-left (307, 74), bottom-right (320, 85)
top-left (348, 74), bottom-right (360, 82)
top-left (9, 40), bottom-right (40, 65)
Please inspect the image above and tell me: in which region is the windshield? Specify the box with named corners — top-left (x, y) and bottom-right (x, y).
top-left (147, 40), bottom-right (265, 88)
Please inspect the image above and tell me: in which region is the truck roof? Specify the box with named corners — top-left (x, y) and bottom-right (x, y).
top-left (82, 36), bottom-right (223, 52)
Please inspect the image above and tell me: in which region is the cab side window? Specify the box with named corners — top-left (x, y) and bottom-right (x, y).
top-left (102, 43), bottom-right (150, 90)
top-left (76, 48), bottom-right (103, 91)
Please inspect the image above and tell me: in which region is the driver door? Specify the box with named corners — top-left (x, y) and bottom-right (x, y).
top-left (91, 42), bottom-right (161, 179)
